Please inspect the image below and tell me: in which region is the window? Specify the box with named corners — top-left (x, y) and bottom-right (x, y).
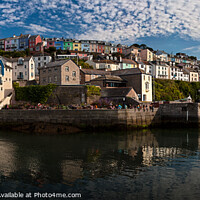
top-left (18, 58), bottom-right (24, 65)
top-left (15, 66), bottom-right (17, 69)
top-left (43, 78), bottom-right (46, 83)
top-left (72, 71), bottom-right (76, 77)
top-left (143, 75), bottom-right (145, 80)
top-left (49, 76), bottom-right (52, 83)
top-left (54, 76), bottom-right (57, 82)
top-left (44, 57), bottom-right (46, 60)
top-left (15, 72), bottom-right (16, 76)
top-left (145, 82), bottom-right (149, 91)
top-left (65, 75), bottom-right (69, 82)
top-left (24, 65), bottom-right (26, 69)
top-left (31, 64), bottom-right (33, 69)
top-left (25, 71), bottom-right (27, 75)
top-left (31, 72), bottom-right (33, 77)
top-left (65, 66), bottom-right (69, 72)
top-left (38, 63), bottom-right (40, 67)
top-left (38, 57), bottom-right (40, 61)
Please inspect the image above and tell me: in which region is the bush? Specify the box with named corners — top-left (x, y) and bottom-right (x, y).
top-left (86, 85), bottom-right (101, 96)
top-left (14, 84), bottom-right (57, 104)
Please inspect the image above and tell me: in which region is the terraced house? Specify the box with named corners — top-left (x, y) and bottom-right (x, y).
top-left (29, 35), bottom-right (42, 52)
top-left (73, 40), bottom-right (81, 51)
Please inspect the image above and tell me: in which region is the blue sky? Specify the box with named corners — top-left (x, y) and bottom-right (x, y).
top-left (0, 0), bottom-right (200, 58)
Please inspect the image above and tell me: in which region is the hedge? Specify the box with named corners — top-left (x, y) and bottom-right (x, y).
top-left (14, 84), bottom-right (57, 104)
top-left (86, 85), bottom-right (101, 96)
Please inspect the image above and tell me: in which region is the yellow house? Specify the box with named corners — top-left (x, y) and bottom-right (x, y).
top-left (73, 40), bottom-right (81, 51)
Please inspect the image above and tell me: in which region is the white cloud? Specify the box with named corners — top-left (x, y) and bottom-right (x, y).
top-left (24, 24), bottom-right (61, 35)
top-left (0, 0), bottom-right (200, 44)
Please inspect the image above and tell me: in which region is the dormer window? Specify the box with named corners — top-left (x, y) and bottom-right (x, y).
top-left (18, 58), bottom-right (24, 65)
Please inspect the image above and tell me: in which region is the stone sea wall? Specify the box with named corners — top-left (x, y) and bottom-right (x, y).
top-left (0, 103), bottom-right (199, 134)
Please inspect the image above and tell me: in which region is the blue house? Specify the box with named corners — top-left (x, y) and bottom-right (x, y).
top-left (81, 40), bottom-right (90, 52)
top-left (19, 34), bottom-right (30, 51)
top-left (54, 40), bottom-right (64, 50)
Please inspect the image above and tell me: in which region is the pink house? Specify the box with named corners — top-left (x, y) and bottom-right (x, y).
top-left (46, 39), bottom-right (55, 49)
top-left (89, 41), bottom-right (98, 53)
top-left (29, 35), bottom-right (42, 52)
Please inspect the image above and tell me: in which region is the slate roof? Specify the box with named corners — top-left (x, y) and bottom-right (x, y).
top-left (111, 68), bottom-right (145, 76)
top-left (3, 56), bottom-right (32, 62)
top-left (90, 75), bottom-right (126, 82)
top-left (81, 69), bottom-right (111, 75)
top-left (29, 35), bottom-right (39, 40)
top-left (182, 69), bottom-right (190, 75)
top-left (93, 59), bottom-right (118, 64)
top-left (122, 59), bottom-right (137, 65)
top-left (45, 60), bottom-right (70, 68)
top-left (101, 87), bottom-right (133, 98)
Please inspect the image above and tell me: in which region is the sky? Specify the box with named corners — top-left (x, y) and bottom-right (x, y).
top-left (0, 0), bottom-right (200, 58)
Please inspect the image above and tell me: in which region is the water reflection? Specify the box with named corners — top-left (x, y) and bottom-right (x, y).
top-left (0, 129), bottom-right (199, 199)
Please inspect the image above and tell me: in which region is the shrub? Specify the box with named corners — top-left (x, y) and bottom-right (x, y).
top-left (14, 84), bottom-right (57, 104)
top-left (86, 85), bottom-right (101, 96)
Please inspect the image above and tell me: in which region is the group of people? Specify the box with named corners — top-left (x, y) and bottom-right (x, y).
top-left (90, 103), bottom-right (155, 112)
top-left (3, 102), bottom-right (155, 112)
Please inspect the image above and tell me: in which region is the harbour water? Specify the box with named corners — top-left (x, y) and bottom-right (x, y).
top-left (0, 129), bottom-right (200, 199)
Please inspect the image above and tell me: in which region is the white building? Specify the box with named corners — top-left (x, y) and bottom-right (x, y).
top-left (4, 56), bottom-right (35, 81)
top-left (150, 61), bottom-right (169, 79)
top-left (86, 60), bottom-right (120, 71)
top-left (0, 57), bottom-right (13, 105)
top-left (33, 53), bottom-right (52, 76)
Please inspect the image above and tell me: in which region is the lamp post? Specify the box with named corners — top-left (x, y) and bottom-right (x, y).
top-left (123, 97), bottom-right (126, 109)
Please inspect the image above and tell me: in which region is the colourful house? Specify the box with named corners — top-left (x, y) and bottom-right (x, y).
top-left (47, 39), bottom-right (55, 49)
top-left (120, 59), bottom-right (137, 69)
top-left (19, 34), bottom-right (30, 51)
top-left (63, 40), bottom-right (73, 50)
top-left (73, 40), bottom-right (81, 51)
top-left (29, 35), bottom-right (42, 52)
top-left (81, 40), bottom-right (90, 52)
top-left (5, 35), bottom-right (20, 51)
top-left (104, 42), bottom-right (111, 54)
top-left (54, 40), bottom-right (64, 50)
top-left (0, 39), bottom-right (5, 50)
top-left (90, 41), bottom-right (98, 53)
top-left (97, 42), bottom-right (105, 53)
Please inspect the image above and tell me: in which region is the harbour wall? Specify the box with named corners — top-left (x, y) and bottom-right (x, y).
top-left (0, 103), bottom-right (199, 133)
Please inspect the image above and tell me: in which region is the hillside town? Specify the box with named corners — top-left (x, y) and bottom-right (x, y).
top-left (0, 33), bottom-right (199, 108)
